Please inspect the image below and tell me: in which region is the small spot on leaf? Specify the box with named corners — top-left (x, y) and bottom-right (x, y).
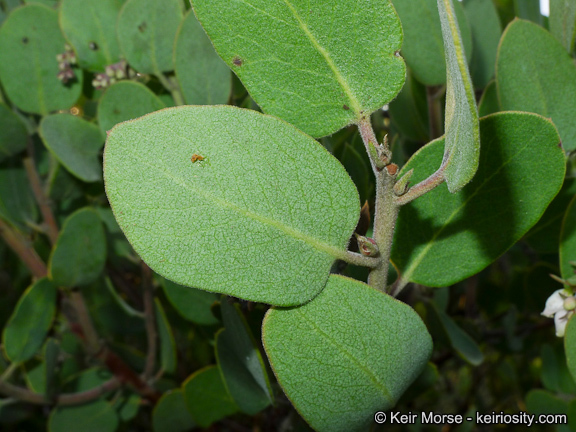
top-left (232, 56), bottom-right (243, 67)
top-left (191, 154), bottom-right (205, 163)
top-left (89, 42), bottom-right (99, 51)
top-left (343, 104), bottom-right (350, 110)
top-left (22, 37), bottom-right (29, 44)
top-left (138, 22), bottom-right (147, 33)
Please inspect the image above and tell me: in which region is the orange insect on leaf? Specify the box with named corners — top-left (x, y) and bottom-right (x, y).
top-left (191, 154), bottom-right (204, 163)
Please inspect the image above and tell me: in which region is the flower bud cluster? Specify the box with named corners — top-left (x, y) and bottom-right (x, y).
top-left (92, 60), bottom-right (136, 90)
top-left (56, 44), bottom-right (77, 83)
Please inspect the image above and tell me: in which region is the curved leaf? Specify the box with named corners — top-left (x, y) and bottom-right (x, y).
top-left (550, 0), bottom-right (576, 53)
top-left (0, 167), bottom-right (38, 232)
top-left (154, 299), bottom-right (176, 374)
top-left (565, 316), bottom-right (576, 383)
top-left (161, 279), bottom-right (218, 326)
top-left (560, 195), bottom-right (576, 281)
top-left (152, 390), bottom-right (196, 432)
top-left (191, 0), bottom-right (405, 138)
top-left (104, 106), bottom-right (360, 306)
top-left (49, 400), bottom-right (119, 432)
top-left (0, 104), bottom-right (28, 162)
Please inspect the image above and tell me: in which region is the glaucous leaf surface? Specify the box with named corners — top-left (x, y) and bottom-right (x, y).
top-left (191, 0), bottom-right (405, 138)
top-left (0, 167), bottom-right (37, 231)
top-left (560, 195), bottom-right (576, 281)
top-left (97, 81), bottom-right (166, 134)
top-left (104, 106), bottom-right (360, 306)
top-left (391, 0), bottom-right (472, 86)
top-left (183, 365), bottom-right (238, 428)
top-left (154, 299), bottom-right (176, 374)
top-left (0, 4), bottom-right (82, 114)
top-left (0, 104), bottom-right (27, 162)
top-left (392, 113), bottom-right (565, 287)
top-left (463, 0), bottom-right (502, 89)
top-left (262, 275), bottom-right (432, 432)
top-left (49, 400), bottom-right (119, 432)
top-left (40, 114), bottom-right (105, 183)
top-left (550, 0), bottom-right (576, 53)
top-left (565, 316), bottom-right (576, 384)
top-left (174, 11), bottom-right (231, 105)
top-left (437, 0), bottom-right (480, 192)
top-left (116, 0), bottom-right (183, 74)
top-left (152, 390), bottom-right (196, 432)
top-left (59, 0), bottom-right (122, 71)
top-left (2, 278), bottom-right (57, 363)
top-left (161, 279), bottom-right (219, 326)
top-left (49, 208), bottom-right (106, 287)
top-left (216, 301), bottom-right (273, 415)
top-left (497, 19), bottom-right (576, 151)
top-left (477, 80), bottom-right (499, 117)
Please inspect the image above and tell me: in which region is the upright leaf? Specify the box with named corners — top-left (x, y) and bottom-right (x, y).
top-left (514, 0), bottom-right (543, 25)
top-left (392, 113), bottom-right (565, 287)
top-left (560, 196), bottom-right (576, 282)
top-left (565, 316), bottom-right (576, 383)
top-left (0, 4), bottom-right (82, 114)
top-left (0, 167), bottom-right (37, 232)
top-left (437, 0), bottom-right (480, 192)
top-left (0, 104), bottom-right (27, 162)
top-left (104, 106), bottom-right (360, 306)
top-left (263, 275), bottom-right (432, 432)
top-left (497, 19), bottom-right (576, 151)
top-left (154, 299), bottom-right (177, 374)
top-left (191, 0), bottom-right (405, 138)
top-left (550, 0), bottom-right (576, 53)
top-left (161, 279), bottom-right (219, 326)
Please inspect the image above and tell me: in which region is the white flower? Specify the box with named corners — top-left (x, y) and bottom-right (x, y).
top-left (542, 289), bottom-right (576, 337)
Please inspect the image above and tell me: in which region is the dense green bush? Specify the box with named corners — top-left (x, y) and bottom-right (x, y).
top-left (0, 0), bottom-right (575, 431)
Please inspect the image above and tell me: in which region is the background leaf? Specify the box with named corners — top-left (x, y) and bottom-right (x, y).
top-left (565, 316), bottom-right (576, 384)
top-left (0, 167), bottom-right (38, 232)
top-left (550, 0), bottom-right (576, 53)
top-left (49, 400), bottom-right (119, 432)
top-left (560, 195), bottom-right (576, 281)
top-left (152, 390), bottom-right (196, 432)
top-left (477, 80), bottom-right (500, 117)
top-left (104, 106), bottom-right (360, 306)
top-left (161, 279), bottom-right (218, 326)
top-left (191, 0), bottom-right (405, 138)
top-left (0, 104), bottom-right (28, 162)
top-left (154, 299), bottom-right (177, 374)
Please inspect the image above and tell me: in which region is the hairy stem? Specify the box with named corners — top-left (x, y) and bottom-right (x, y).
top-left (342, 251), bottom-right (380, 268)
top-left (394, 166), bottom-right (446, 206)
top-left (0, 219), bottom-right (47, 278)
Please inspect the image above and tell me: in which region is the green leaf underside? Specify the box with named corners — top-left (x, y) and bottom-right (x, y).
top-left (104, 106), bottom-right (360, 306)
top-left (438, 0), bottom-right (480, 193)
top-left (161, 279), bottom-right (219, 325)
top-left (154, 299), bottom-right (177, 374)
top-left (497, 19), bottom-right (576, 151)
top-left (59, 0), bottom-right (122, 71)
top-left (217, 302), bottom-right (273, 415)
top-left (49, 208), bottom-right (107, 287)
top-left (0, 104), bottom-right (28, 162)
top-left (0, 4), bottom-right (82, 115)
top-left (392, 112), bottom-right (565, 287)
top-left (3, 278), bottom-right (57, 363)
top-left (550, 0), bottom-right (576, 53)
top-left (0, 168), bottom-right (38, 232)
top-left (40, 114), bottom-right (105, 183)
top-left (560, 195), bottom-right (576, 282)
top-left (183, 366), bottom-right (238, 428)
top-left (49, 400), bottom-right (119, 432)
top-left (97, 81), bottom-right (166, 134)
top-left (191, 0), bottom-right (405, 138)
top-left (174, 11), bottom-right (231, 105)
top-left (565, 317), bottom-right (576, 383)
top-left (392, 0), bottom-right (472, 86)
top-left (152, 390), bottom-right (196, 432)
top-left (116, 0), bottom-right (183, 74)
top-left (262, 275), bottom-right (432, 432)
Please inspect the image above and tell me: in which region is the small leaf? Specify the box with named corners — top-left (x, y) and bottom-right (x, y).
top-left (191, 0), bottom-right (405, 138)
top-left (104, 106), bottom-right (360, 306)
top-left (216, 301), bottom-right (273, 415)
top-left (161, 279), bottom-right (218, 326)
top-left (40, 114), bottom-right (105, 183)
top-left (3, 278), bottom-right (57, 363)
top-left (497, 19), bottom-right (576, 151)
top-left (477, 80), bottom-right (500, 117)
top-left (59, 0), bottom-right (122, 71)
top-left (0, 167), bottom-right (38, 232)
top-left (391, 0), bottom-right (473, 86)
top-left (566, 317), bottom-right (576, 388)
top-left (154, 299), bottom-right (177, 374)
top-left (560, 195), bottom-right (576, 282)
top-left (152, 390), bottom-right (196, 432)
top-left (113, 393), bottom-right (140, 422)
top-left (0, 4), bottom-right (82, 115)
top-left (0, 104), bottom-right (28, 162)
top-left (97, 81), bottom-right (166, 134)
top-left (183, 365), bottom-right (238, 428)
top-left (49, 400), bottom-right (119, 432)
top-left (550, 0), bottom-right (576, 53)
top-left (49, 208), bottom-right (107, 287)
top-left (392, 113), bottom-right (566, 287)
top-left (262, 275), bottom-right (432, 432)
top-left (116, 0), bottom-right (183, 74)
top-left (174, 11), bottom-right (231, 105)
top-left (437, 0), bottom-right (480, 193)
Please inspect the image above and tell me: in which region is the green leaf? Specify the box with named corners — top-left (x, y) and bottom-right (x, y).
top-left (49, 208), bottom-right (107, 287)
top-left (0, 167), bottom-right (38, 232)
top-left (216, 301), bottom-right (273, 415)
top-left (49, 400), bottom-right (119, 432)
top-left (463, 0), bottom-right (502, 89)
top-left (560, 195), bottom-right (576, 282)
top-left (391, 0), bottom-right (472, 86)
top-left (262, 275), bottom-right (432, 432)
top-left (104, 106), bottom-right (360, 306)
top-left (116, 0), bottom-right (183, 74)
top-left (174, 11), bottom-right (231, 105)
top-left (550, 0), bottom-right (576, 53)
top-left (39, 114), bottom-right (105, 183)
top-left (526, 389), bottom-right (568, 416)
top-left (152, 390), bottom-right (196, 432)
top-left (191, 0), bottom-right (405, 138)
top-left (477, 80), bottom-right (500, 117)
top-left (113, 393), bottom-right (140, 422)
top-left (388, 70), bottom-right (429, 142)
top-left (59, 0), bottom-right (122, 71)
top-left (161, 279), bottom-right (218, 325)
top-left (514, 0), bottom-right (543, 25)
top-left (392, 113), bottom-right (566, 287)
top-left (0, 4), bottom-right (82, 115)
top-left (97, 81), bottom-right (166, 134)
top-left (183, 365), bottom-right (238, 428)
top-left (154, 299), bottom-right (177, 374)
top-left (437, 0), bottom-right (480, 193)
top-left (0, 104), bottom-right (28, 162)
top-left (2, 278), bottom-right (57, 363)
top-left (497, 19), bottom-right (576, 152)
top-left (566, 318), bottom-right (576, 390)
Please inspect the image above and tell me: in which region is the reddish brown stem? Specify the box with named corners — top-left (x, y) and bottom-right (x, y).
top-left (0, 219), bottom-right (47, 278)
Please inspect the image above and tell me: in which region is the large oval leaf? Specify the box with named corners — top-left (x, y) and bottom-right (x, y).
top-left (104, 106), bottom-right (360, 306)
top-left (262, 275), bottom-right (432, 432)
top-left (191, 0), bottom-right (405, 138)
top-left (0, 4), bottom-right (82, 114)
top-left (497, 19), bottom-right (576, 152)
top-left (392, 112), bottom-right (566, 287)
